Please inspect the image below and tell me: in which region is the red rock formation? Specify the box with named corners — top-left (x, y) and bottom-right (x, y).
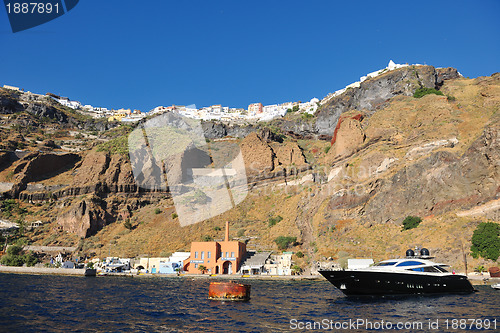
top-left (240, 132), bottom-right (308, 176)
top-left (56, 196), bottom-right (108, 238)
top-left (240, 132), bottom-right (275, 175)
top-left (331, 113), bottom-right (364, 146)
top-left (329, 113), bottom-right (366, 159)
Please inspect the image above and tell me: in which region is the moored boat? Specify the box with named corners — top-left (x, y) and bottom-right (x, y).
top-left (319, 248), bottom-right (475, 296)
top-left (491, 283), bottom-right (500, 290)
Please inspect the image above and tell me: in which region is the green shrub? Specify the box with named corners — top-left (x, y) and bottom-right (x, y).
top-left (6, 245), bottom-right (22, 256)
top-left (1, 254), bottom-right (24, 266)
top-left (274, 236), bottom-right (297, 250)
top-left (154, 208), bottom-right (161, 214)
top-left (470, 222), bottom-right (500, 261)
top-left (123, 219), bottom-right (133, 230)
top-left (295, 251), bottom-right (304, 258)
top-left (0, 199), bottom-right (27, 218)
top-left (291, 264), bottom-right (302, 274)
top-left (96, 135), bottom-right (129, 155)
top-left (172, 213), bottom-right (178, 219)
top-left (1, 246), bottom-right (38, 267)
top-left (413, 87), bottom-right (444, 98)
top-left (401, 216), bottom-right (422, 231)
top-left (268, 215), bottom-right (283, 227)
top-left (324, 146), bottom-right (331, 154)
top-left (202, 235), bottom-right (213, 242)
top-left (474, 265), bottom-right (486, 273)
top-left (23, 253), bottom-right (38, 267)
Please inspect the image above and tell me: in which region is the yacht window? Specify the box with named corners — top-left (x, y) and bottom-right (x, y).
top-left (407, 268), bottom-right (424, 272)
top-left (396, 261), bottom-right (425, 267)
top-left (374, 261), bottom-right (397, 266)
top-left (423, 266), bottom-right (441, 273)
top-left (435, 266), bottom-right (449, 273)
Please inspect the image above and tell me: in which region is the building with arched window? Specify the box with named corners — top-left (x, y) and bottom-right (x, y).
top-left (184, 222), bottom-right (246, 275)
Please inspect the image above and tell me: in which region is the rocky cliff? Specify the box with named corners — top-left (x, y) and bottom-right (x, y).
top-left (0, 87), bottom-right (115, 132)
top-left (315, 66), bottom-right (460, 135)
top-left (56, 195), bottom-right (109, 238)
top-left (240, 132), bottom-right (308, 179)
top-left (198, 66), bottom-right (460, 140)
top-left (362, 122), bottom-right (499, 223)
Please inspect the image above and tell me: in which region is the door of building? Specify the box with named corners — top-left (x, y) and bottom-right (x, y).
top-left (222, 261), bottom-right (232, 274)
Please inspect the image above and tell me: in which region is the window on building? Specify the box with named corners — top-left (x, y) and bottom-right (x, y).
top-left (231, 252), bottom-right (235, 258)
top-left (207, 251), bottom-right (211, 258)
top-left (201, 251), bottom-right (205, 260)
top-left (195, 252), bottom-right (198, 259)
top-left (225, 252), bottom-right (229, 258)
top-left (195, 263), bottom-right (198, 268)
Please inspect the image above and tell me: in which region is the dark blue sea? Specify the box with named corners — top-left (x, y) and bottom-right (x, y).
top-left (0, 273), bottom-right (499, 332)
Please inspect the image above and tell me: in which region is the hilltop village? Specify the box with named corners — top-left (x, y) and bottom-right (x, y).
top-left (1, 83), bottom-right (318, 123)
top-left (2, 60), bottom-right (409, 124)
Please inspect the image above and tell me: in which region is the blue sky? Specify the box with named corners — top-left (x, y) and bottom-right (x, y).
top-left (1, 0), bottom-right (498, 112)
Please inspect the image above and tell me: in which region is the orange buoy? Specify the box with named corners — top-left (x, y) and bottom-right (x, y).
top-left (208, 281), bottom-right (251, 301)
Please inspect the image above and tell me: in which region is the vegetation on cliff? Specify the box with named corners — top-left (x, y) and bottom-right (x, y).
top-left (471, 222), bottom-right (500, 261)
top-left (413, 87), bottom-right (444, 98)
top-left (401, 216), bottom-right (422, 231)
top-left (0, 245), bottom-right (38, 267)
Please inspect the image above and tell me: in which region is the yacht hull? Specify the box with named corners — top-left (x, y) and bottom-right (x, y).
top-left (319, 270), bottom-right (475, 296)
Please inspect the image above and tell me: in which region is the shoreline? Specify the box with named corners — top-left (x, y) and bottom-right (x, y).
top-left (0, 265), bottom-right (324, 280)
top-left (0, 265), bottom-right (323, 280)
top-left (0, 265), bottom-right (89, 276)
top-left (2, 266), bottom-right (499, 285)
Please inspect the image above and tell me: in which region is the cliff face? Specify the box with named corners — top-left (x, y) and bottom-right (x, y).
top-left (58, 151), bottom-right (139, 196)
top-left (362, 123), bottom-right (499, 223)
top-left (198, 66), bottom-right (460, 140)
top-left (201, 121), bottom-right (257, 140)
top-left (25, 103), bottom-right (68, 123)
top-left (327, 113), bottom-right (366, 160)
top-left (315, 66), bottom-right (460, 135)
top-left (56, 195), bottom-right (109, 238)
top-left (240, 132), bottom-right (308, 178)
top-left (0, 93), bottom-right (23, 114)
top-left (0, 87), bottom-right (115, 133)
top-left (5, 152), bottom-right (80, 198)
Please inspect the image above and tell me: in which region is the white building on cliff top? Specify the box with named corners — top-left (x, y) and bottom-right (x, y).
top-left (320, 60), bottom-right (411, 105)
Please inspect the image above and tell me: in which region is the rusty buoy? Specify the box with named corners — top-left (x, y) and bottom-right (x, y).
top-left (489, 267), bottom-right (500, 278)
top-left (208, 281), bottom-right (251, 301)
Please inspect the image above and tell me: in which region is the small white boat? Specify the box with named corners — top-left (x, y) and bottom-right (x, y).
top-left (491, 283), bottom-right (500, 290)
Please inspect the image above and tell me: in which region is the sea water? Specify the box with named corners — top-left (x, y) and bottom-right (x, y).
top-left (0, 273), bottom-right (498, 332)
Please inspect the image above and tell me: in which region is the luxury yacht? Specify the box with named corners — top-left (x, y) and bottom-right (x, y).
top-left (319, 248), bottom-right (475, 296)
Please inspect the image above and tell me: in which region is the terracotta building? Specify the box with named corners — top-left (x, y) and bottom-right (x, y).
top-left (248, 103), bottom-right (263, 114)
top-left (184, 222), bottom-right (246, 274)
